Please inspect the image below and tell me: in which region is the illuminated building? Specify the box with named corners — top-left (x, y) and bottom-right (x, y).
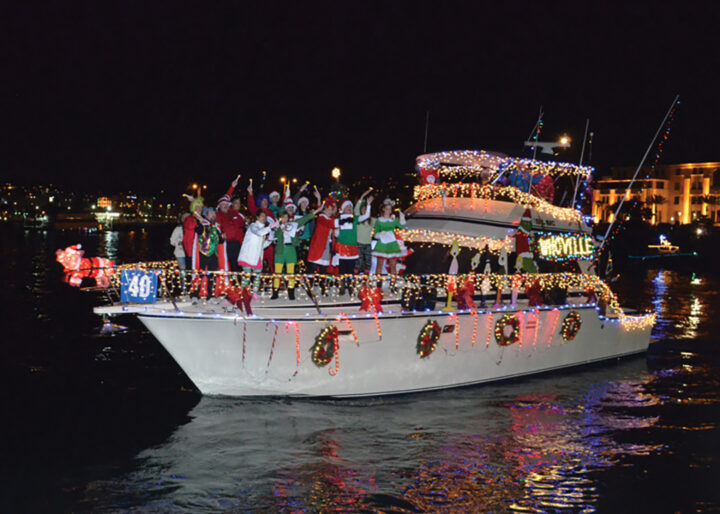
top-left (592, 162), bottom-right (720, 225)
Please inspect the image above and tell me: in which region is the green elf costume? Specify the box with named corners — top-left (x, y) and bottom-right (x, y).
top-left (372, 199), bottom-right (407, 260)
top-left (271, 195), bottom-right (317, 300)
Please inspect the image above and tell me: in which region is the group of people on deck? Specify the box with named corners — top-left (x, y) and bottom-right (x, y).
top-left (170, 175), bottom-right (407, 299)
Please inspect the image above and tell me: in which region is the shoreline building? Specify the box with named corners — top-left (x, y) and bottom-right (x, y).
top-left (592, 162), bottom-right (720, 225)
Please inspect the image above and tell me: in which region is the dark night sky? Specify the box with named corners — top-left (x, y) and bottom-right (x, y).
top-left (2, 2), bottom-right (718, 195)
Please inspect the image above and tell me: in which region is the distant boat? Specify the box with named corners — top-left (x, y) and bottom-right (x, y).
top-left (628, 234), bottom-right (696, 262)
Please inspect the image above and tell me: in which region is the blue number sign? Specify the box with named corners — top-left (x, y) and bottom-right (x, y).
top-left (120, 269), bottom-right (158, 303)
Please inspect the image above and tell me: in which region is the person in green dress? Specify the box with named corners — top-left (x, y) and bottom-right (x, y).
top-left (372, 198), bottom-right (406, 274)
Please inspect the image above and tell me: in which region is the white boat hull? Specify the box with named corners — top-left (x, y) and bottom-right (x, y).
top-left (135, 304), bottom-right (651, 397)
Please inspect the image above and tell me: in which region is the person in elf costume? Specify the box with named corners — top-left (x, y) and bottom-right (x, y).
top-left (293, 194), bottom-right (315, 267)
top-left (271, 193), bottom-right (324, 300)
top-left (514, 208), bottom-right (538, 273)
top-left (268, 190), bottom-right (283, 217)
top-left (372, 199), bottom-right (406, 274)
top-left (334, 191), bottom-right (372, 278)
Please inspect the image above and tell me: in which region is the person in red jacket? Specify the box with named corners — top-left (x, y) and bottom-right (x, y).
top-left (247, 183), bottom-right (276, 272)
top-left (216, 177), bottom-right (245, 271)
top-left (182, 196), bottom-right (204, 268)
top-left (307, 196), bottom-right (337, 273)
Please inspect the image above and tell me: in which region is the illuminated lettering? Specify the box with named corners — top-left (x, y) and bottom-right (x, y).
top-left (535, 233), bottom-right (594, 261)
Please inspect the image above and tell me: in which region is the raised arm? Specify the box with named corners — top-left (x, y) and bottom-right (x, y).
top-left (247, 184), bottom-right (257, 215)
top-left (296, 212), bottom-right (316, 226)
top-left (292, 182), bottom-right (309, 205)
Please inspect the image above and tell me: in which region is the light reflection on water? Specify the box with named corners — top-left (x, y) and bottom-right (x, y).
top-left (76, 364), bottom-right (671, 513)
top-left (2, 228), bottom-right (719, 512)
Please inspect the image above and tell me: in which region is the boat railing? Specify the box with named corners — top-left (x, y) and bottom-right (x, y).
top-left (77, 260), bottom-right (647, 317)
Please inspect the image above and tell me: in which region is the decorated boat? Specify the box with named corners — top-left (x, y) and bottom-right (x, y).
top-left (72, 150), bottom-right (655, 397)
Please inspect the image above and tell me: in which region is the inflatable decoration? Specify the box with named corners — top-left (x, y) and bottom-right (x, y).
top-left (56, 244), bottom-right (114, 288)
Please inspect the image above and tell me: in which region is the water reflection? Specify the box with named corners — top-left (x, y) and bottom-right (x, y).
top-left (73, 360), bottom-right (673, 512)
top-left (2, 226), bottom-right (719, 512)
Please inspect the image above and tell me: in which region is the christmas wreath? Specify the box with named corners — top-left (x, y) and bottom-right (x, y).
top-left (561, 311), bottom-right (582, 341)
top-left (311, 326), bottom-right (338, 367)
top-left (417, 320), bottom-right (441, 358)
top-left (495, 313), bottom-right (520, 346)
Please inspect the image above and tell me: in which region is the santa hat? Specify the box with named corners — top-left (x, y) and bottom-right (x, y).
top-left (297, 196), bottom-right (310, 207)
top-left (518, 208), bottom-right (533, 234)
top-left (269, 190), bottom-right (281, 200)
top-left (340, 200), bottom-right (353, 212)
top-left (217, 194), bottom-right (231, 208)
top-left (284, 198), bottom-right (296, 212)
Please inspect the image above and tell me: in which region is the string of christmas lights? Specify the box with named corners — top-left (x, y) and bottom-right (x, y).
top-left (412, 183), bottom-right (585, 223)
top-left (416, 150), bottom-right (593, 179)
top-left (106, 261), bottom-right (653, 329)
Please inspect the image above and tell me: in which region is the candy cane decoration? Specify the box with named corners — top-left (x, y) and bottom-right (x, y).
top-left (471, 310), bottom-right (478, 346)
top-left (234, 317), bottom-right (248, 367)
top-left (285, 321), bottom-right (301, 368)
top-left (548, 308), bottom-right (560, 346)
top-left (485, 312), bottom-right (493, 348)
top-left (370, 304), bottom-right (382, 340)
top-left (453, 313), bottom-right (460, 349)
top-left (532, 308), bottom-right (540, 347)
top-left (328, 329), bottom-right (340, 376)
top-left (265, 321), bottom-right (279, 372)
top-left (336, 312), bottom-right (359, 346)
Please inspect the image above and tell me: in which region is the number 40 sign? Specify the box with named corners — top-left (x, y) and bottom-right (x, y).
top-left (120, 269), bottom-right (158, 303)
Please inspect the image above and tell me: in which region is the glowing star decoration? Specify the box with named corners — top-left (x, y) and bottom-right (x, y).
top-left (536, 232), bottom-right (594, 261)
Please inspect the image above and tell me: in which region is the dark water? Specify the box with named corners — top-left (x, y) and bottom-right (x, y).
top-left (1, 226), bottom-right (719, 512)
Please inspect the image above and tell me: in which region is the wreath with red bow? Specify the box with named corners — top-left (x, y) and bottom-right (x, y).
top-left (495, 313), bottom-right (520, 346)
top-left (417, 320), bottom-right (441, 358)
top-left (311, 326), bottom-right (338, 367)
top-left (561, 311), bottom-right (582, 342)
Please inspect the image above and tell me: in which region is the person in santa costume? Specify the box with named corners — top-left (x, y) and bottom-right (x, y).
top-left (271, 193), bottom-right (323, 299)
top-left (514, 208), bottom-right (537, 273)
top-left (238, 211), bottom-right (278, 290)
top-left (307, 196), bottom-right (338, 276)
top-left (372, 198), bottom-right (406, 274)
top-left (247, 183), bottom-right (277, 272)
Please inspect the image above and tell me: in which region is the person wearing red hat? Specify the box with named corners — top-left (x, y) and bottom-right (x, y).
top-left (217, 177), bottom-right (245, 271)
top-left (514, 208), bottom-right (537, 273)
top-left (307, 193), bottom-right (336, 276)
